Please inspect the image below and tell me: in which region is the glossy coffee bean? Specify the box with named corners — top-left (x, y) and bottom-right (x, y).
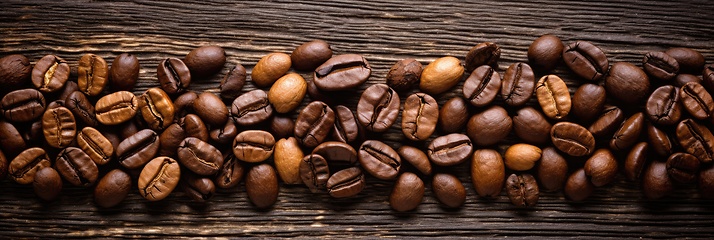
top-left (642, 161), bottom-right (673, 199)
top-left (269, 115), bottom-right (295, 140)
top-left (0, 54), bottom-right (31, 91)
top-left (501, 62), bottom-right (535, 106)
top-left (215, 152), bottom-right (244, 189)
top-left (562, 41), bottom-right (609, 81)
top-left (572, 84), bottom-right (606, 122)
top-left (564, 169), bottom-right (595, 201)
top-left (157, 58), bottom-right (191, 94)
top-left (294, 101), bottom-right (334, 147)
top-left (386, 58), bottom-right (422, 92)
top-left (314, 54), bottom-right (371, 91)
top-left (588, 105), bottom-right (625, 138)
top-left (178, 137), bottom-right (223, 176)
top-left (624, 142), bottom-right (648, 181)
top-left (182, 174), bottom-right (216, 203)
top-left (506, 174), bottom-right (539, 207)
top-left (313, 141), bottom-right (357, 165)
top-left (646, 85), bottom-right (681, 125)
top-left (326, 167), bottom-right (365, 198)
top-left (291, 40), bottom-right (333, 71)
top-left (33, 167), bottom-right (62, 201)
top-left (674, 74), bottom-right (702, 87)
top-left (398, 146), bottom-right (432, 175)
top-left (465, 42), bottom-right (500, 72)
top-left (66, 91), bottom-right (98, 126)
top-left (274, 137), bottom-right (304, 184)
top-left (1, 88), bottom-right (46, 122)
top-left (390, 172), bottom-right (424, 212)
top-left (55, 147), bottom-right (98, 187)
top-left (438, 97), bottom-right (468, 134)
top-left (357, 84), bottom-right (399, 133)
top-left (184, 45), bottom-right (226, 78)
top-left (138, 88), bottom-right (175, 131)
top-left (109, 53), bottom-right (139, 91)
top-left (666, 152), bottom-right (700, 184)
top-left (584, 149), bottom-right (618, 187)
top-left (32, 55), bottom-right (70, 93)
top-left (536, 74), bottom-right (571, 120)
top-left (512, 107), bottom-right (552, 145)
top-left (643, 51), bottom-right (679, 81)
top-left (306, 78), bottom-right (336, 106)
top-left (676, 119), bottom-right (714, 163)
top-left (471, 149), bottom-right (505, 198)
top-left (428, 133), bottom-right (473, 166)
top-left (605, 62), bottom-right (650, 105)
top-left (332, 105), bottom-right (359, 143)
top-left (94, 169), bottom-right (131, 208)
top-left (610, 112), bottom-right (645, 151)
top-left (42, 106), bottom-right (76, 149)
top-left (647, 122), bottom-right (673, 157)
top-left (419, 56), bottom-right (465, 95)
top-left (193, 92), bottom-right (228, 127)
top-left (268, 73), bottom-right (307, 113)
top-left (173, 91), bottom-right (198, 121)
top-left (528, 34), bottom-right (563, 72)
top-left (401, 93), bottom-right (438, 141)
top-left (95, 91), bottom-right (138, 125)
top-left (77, 53), bottom-right (108, 96)
top-left (300, 154), bottom-right (330, 193)
top-left (551, 122), bottom-right (595, 157)
top-left (9, 147), bottom-right (51, 184)
top-left (463, 65), bottom-right (501, 107)
top-left (680, 82), bottom-right (714, 120)
top-left (665, 47), bottom-right (705, 74)
top-left (537, 147), bottom-right (568, 192)
top-left (58, 80), bottom-right (79, 104)
top-left (138, 157), bottom-right (181, 201)
top-left (0, 121), bottom-right (26, 157)
top-left (232, 130), bottom-right (275, 163)
top-left (359, 140), bottom-right (401, 180)
top-left (432, 173), bottom-right (466, 208)
top-left (230, 89), bottom-right (274, 126)
top-left (504, 143), bottom-right (541, 171)
top-left (116, 129), bottom-right (160, 169)
top-left (252, 52), bottom-right (291, 87)
top-left (467, 105), bottom-right (511, 146)
top-left (219, 64), bottom-right (247, 100)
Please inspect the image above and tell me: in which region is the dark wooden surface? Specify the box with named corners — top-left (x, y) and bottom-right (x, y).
top-left (1, 0), bottom-right (714, 238)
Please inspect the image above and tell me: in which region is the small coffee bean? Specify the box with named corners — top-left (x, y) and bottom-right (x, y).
top-left (504, 143), bottom-right (541, 171)
top-left (215, 152), bottom-right (244, 189)
top-left (232, 130), bottom-right (275, 163)
top-left (680, 82), bottom-right (714, 120)
top-left (94, 169), bottom-right (131, 208)
top-left (193, 92), bottom-right (228, 127)
top-left (0, 121), bottom-right (27, 157)
top-left (138, 157), bottom-right (181, 201)
top-left (463, 65), bottom-right (501, 107)
top-left (551, 122), bottom-right (595, 157)
top-left (666, 152), bottom-right (700, 184)
top-left (326, 167), bottom-right (365, 198)
top-left (313, 54), bottom-right (371, 91)
top-left (332, 105), bottom-right (359, 143)
top-left (268, 73), bottom-right (307, 113)
top-left (291, 40), bottom-right (332, 71)
top-left (300, 154), bottom-right (330, 193)
top-left (564, 168), bottom-right (595, 201)
top-left (138, 87), bottom-right (175, 131)
top-left (605, 62), bottom-right (650, 105)
top-left (674, 74), bottom-right (702, 87)
top-left (588, 105), bottom-right (625, 138)
top-left (512, 107), bottom-right (552, 145)
top-left (42, 106), bottom-right (76, 149)
top-left (109, 53), bottom-right (139, 91)
top-left (501, 62), bottom-right (535, 107)
top-left (230, 89), bottom-right (274, 126)
top-left (646, 85), bottom-right (682, 125)
top-left (647, 122), bottom-right (673, 157)
top-left (252, 52), bottom-right (291, 87)
top-left (562, 41), bottom-right (609, 81)
top-left (294, 101), bottom-right (334, 147)
top-left (465, 42), bottom-right (500, 72)
top-left (55, 147), bottom-right (98, 187)
top-left (467, 105), bottom-right (512, 146)
top-left (184, 45), bottom-right (226, 78)
top-left (470, 149), bottom-right (505, 198)
top-left (427, 133), bottom-right (473, 166)
top-left (357, 84), bottom-right (400, 133)
top-left (699, 166), bottom-right (714, 199)
top-left (157, 58), bottom-right (191, 94)
top-left (386, 58), bottom-right (422, 91)
top-left (584, 149), bottom-right (618, 187)
top-left (642, 161), bottom-right (673, 199)
top-left (643, 51), bottom-right (679, 81)
top-left (624, 142), bottom-right (648, 181)
top-left (1, 88), bottom-right (46, 122)
top-left (419, 56), bottom-right (464, 95)
top-left (245, 164), bottom-right (279, 208)
top-left (274, 137), bottom-right (304, 184)
top-left (537, 147), bottom-right (568, 192)
top-left (177, 137), bottom-right (223, 176)
top-left (676, 119), bottom-right (714, 163)
top-left (506, 174), bottom-right (539, 207)
top-left (77, 53), bottom-right (109, 96)
top-left (398, 146), bottom-right (432, 175)
top-left (219, 64), bottom-right (247, 100)
top-left (116, 129), bottom-right (160, 169)
top-left (665, 47), bottom-right (705, 74)
top-left (535, 74), bottom-right (571, 120)
top-left (66, 91), bottom-right (99, 127)
top-left (182, 174), bottom-right (216, 203)
top-left (0, 54), bottom-right (31, 91)
top-left (438, 97), bottom-right (468, 134)
top-left (432, 173), bottom-right (466, 208)
top-left (95, 91), bottom-right (138, 125)
top-left (401, 93), bottom-right (438, 141)
top-left (528, 34), bottom-right (564, 72)
top-left (572, 84), bottom-right (606, 122)
top-left (313, 141), bottom-right (357, 165)
top-left (9, 147), bottom-right (51, 184)
top-left (610, 112), bottom-right (645, 151)
top-left (269, 115), bottom-right (295, 140)
top-left (359, 140), bottom-right (401, 180)
top-left (389, 172), bottom-right (424, 212)
top-left (32, 55), bottom-right (70, 93)
top-left (33, 167), bottom-right (62, 201)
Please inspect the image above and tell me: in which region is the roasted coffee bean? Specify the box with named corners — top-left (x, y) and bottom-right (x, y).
top-left (465, 42), bottom-right (500, 72)
top-left (584, 149), bottom-right (618, 187)
top-left (219, 64), bottom-right (247, 100)
top-left (300, 154), bottom-right (330, 193)
top-left (647, 122), bottom-right (673, 157)
top-left (359, 140), bottom-right (401, 180)
top-left (138, 157), bottom-right (181, 201)
top-left (564, 168), bottom-right (595, 201)
top-left (643, 51), bottom-right (679, 81)
top-left (463, 65), bottom-right (501, 107)
top-left (274, 137), bottom-right (304, 184)
top-left (95, 91), bottom-right (138, 125)
top-left (173, 91), bottom-right (198, 121)
top-left (326, 167), bottom-right (365, 198)
top-left (313, 141), bottom-right (357, 165)
top-left (606, 62), bottom-right (650, 105)
top-left (252, 52), bottom-right (291, 87)
top-left (438, 97), bottom-right (468, 134)
top-left (357, 84), bottom-right (399, 133)
top-left (667, 152), bottom-right (700, 184)
top-left (680, 82), bottom-right (714, 120)
top-left (109, 53), bottom-right (139, 91)
top-left (33, 167), bottom-right (62, 201)
top-left (674, 74), bottom-right (702, 87)
top-left (504, 143), bottom-right (541, 171)
top-left (65, 91), bottom-right (98, 126)
top-left (268, 73), bottom-right (307, 113)
top-left (501, 62), bottom-right (535, 106)
top-left (160, 114), bottom-right (210, 157)
top-left (1, 88), bottom-right (46, 122)
top-left (471, 149), bottom-right (505, 198)
top-left (182, 174), bottom-right (216, 203)
top-left (42, 106), bottom-right (76, 149)
top-left (118, 121), bottom-right (141, 140)
top-left (562, 41), bottom-right (609, 81)
top-left (0, 54), bottom-right (31, 91)
top-left (23, 120), bottom-right (43, 145)
top-left (572, 84), bottom-right (606, 122)
top-left (428, 133), bottom-right (472, 166)
top-left (610, 112), bottom-right (645, 151)
top-left (58, 80), bottom-right (79, 104)
top-left (332, 105), bottom-right (359, 143)
top-left (676, 119), bottom-right (714, 163)
top-left (387, 59), bottom-right (423, 92)
top-left (77, 53), bottom-right (108, 96)
top-left (32, 55), bottom-right (70, 93)
top-left (432, 173), bottom-right (466, 208)
top-left (588, 105), bottom-right (625, 138)
top-left (137, 88), bottom-right (174, 131)
top-left (233, 130), bottom-right (275, 163)
top-left (291, 40), bottom-right (333, 71)
top-left (506, 174), bottom-right (539, 207)
top-left (210, 118), bottom-right (239, 146)
top-left (117, 129), bottom-right (160, 169)
top-left (646, 85), bottom-right (682, 125)
top-left (9, 147), bottom-right (50, 184)
top-left (46, 100), bottom-right (65, 110)
top-left (77, 127), bottom-right (114, 166)
top-left (700, 166), bottom-right (714, 199)
top-left (246, 164), bottom-right (279, 208)
top-left (177, 137), bottom-right (222, 176)
top-left (537, 147), bottom-right (568, 192)
top-left (624, 142), bottom-right (648, 181)
top-left (551, 122), bottom-right (595, 157)
top-left (314, 54), bottom-right (371, 91)
top-left (104, 131), bottom-right (121, 151)
top-left (665, 47), bottom-right (705, 74)
top-left (643, 161), bottom-right (673, 199)
top-left (306, 78), bottom-right (336, 106)
top-left (269, 115), bottom-right (294, 140)
top-left (184, 45), bottom-right (226, 78)
top-left (194, 92), bottom-right (228, 127)
top-left (390, 172), bottom-right (424, 212)
top-left (0, 121), bottom-right (26, 158)
top-left (181, 114), bottom-right (209, 141)
top-left (513, 107), bottom-right (552, 145)
top-left (157, 58), bottom-right (191, 94)
top-left (230, 89), bottom-right (273, 126)
top-left (528, 34), bottom-right (564, 72)
top-left (704, 65), bottom-right (714, 92)
top-left (215, 152), bottom-right (244, 189)
top-left (401, 93), bottom-right (438, 141)
top-left (536, 74), bottom-right (571, 120)
top-left (398, 146), bottom-right (432, 175)
top-left (419, 56), bottom-right (465, 95)
top-left (294, 101), bottom-right (334, 147)
top-left (55, 147), bottom-right (98, 187)
top-left (467, 105), bottom-right (512, 146)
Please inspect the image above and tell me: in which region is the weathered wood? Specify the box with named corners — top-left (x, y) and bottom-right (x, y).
top-left (1, 0), bottom-right (714, 238)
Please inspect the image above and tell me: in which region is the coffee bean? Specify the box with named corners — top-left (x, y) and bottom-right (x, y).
top-left (389, 172), bottom-right (424, 212)
top-left (23, 120), bottom-right (43, 146)
top-left (463, 65), bottom-right (501, 107)
top-left (252, 52), bottom-right (291, 87)
top-left (95, 91), bottom-right (138, 125)
top-left (314, 54), bottom-right (371, 91)
top-left (643, 51), bottom-right (680, 81)
top-left (313, 141), bottom-right (357, 165)
top-left (0, 54), bottom-right (31, 91)
top-left (230, 89), bottom-right (273, 126)
top-left (332, 105), bottom-right (359, 143)
top-left (397, 146), bottom-right (432, 175)
top-left (182, 174), bottom-right (216, 203)
top-left (642, 161), bottom-right (673, 199)
top-left (624, 142), bottom-right (648, 181)
top-left (537, 147), bottom-right (568, 192)
top-left (704, 64), bottom-right (714, 92)
top-left (65, 91), bottom-right (98, 127)
top-left (306, 78), bottom-right (336, 106)
top-left (505, 143), bottom-right (541, 171)
top-left (32, 55), bottom-right (70, 93)
top-left (606, 62), bottom-right (651, 105)
top-left (0, 121), bottom-right (27, 157)
top-left (300, 154), bottom-right (330, 193)
top-left (77, 53), bottom-right (109, 96)
top-left (76, 127), bottom-right (113, 166)
top-left (584, 149), bottom-right (618, 187)
top-left (181, 114), bottom-right (209, 141)
top-left (359, 140), bottom-right (401, 180)
top-left (665, 47), bottom-right (705, 74)
top-left (465, 42), bottom-right (500, 72)
top-left (326, 167), bottom-right (365, 198)
top-left (699, 166), bottom-right (714, 199)
top-left (551, 122), bottom-right (595, 157)
top-left (9, 147), bottom-right (50, 184)
top-left (1, 88), bottom-right (46, 122)
top-left (562, 41), bottom-right (609, 81)
top-left (666, 152), bottom-right (700, 184)
top-left (109, 53), bottom-right (139, 91)
top-left (33, 167), bottom-right (62, 201)
top-left (386, 59), bottom-right (422, 91)
top-left (357, 84), bottom-right (399, 133)
top-left (274, 137), bottom-right (304, 184)
top-left (646, 85), bottom-right (682, 125)
top-left (177, 137), bottom-right (223, 176)
top-left (173, 91), bottom-right (198, 121)
top-left (268, 73), bottom-right (307, 113)
top-left (269, 115), bottom-right (294, 140)
top-left (401, 93), bottom-right (438, 141)
top-left (427, 133), bottom-right (472, 166)
top-left (157, 58), bottom-right (191, 95)
top-left (58, 80), bottom-right (79, 103)
top-left (680, 82), bottom-right (714, 120)
top-left (215, 152), bottom-right (244, 189)
top-left (506, 174), bottom-right (539, 207)
top-left (184, 45), bottom-right (226, 78)
top-left (536, 74), bottom-right (571, 120)
top-left (116, 129), bottom-right (160, 169)
top-left (291, 40), bottom-right (333, 71)
top-left (159, 123), bottom-right (187, 157)
top-left (512, 107), bottom-right (552, 145)
top-left (94, 169), bottom-right (131, 208)
top-left (55, 147), bottom-right (98, 187)
top-left (501, 62), bottom-right (535, 106)
top-left (42, 106), bottom-right (76, 149)
top-left (471, 149), bottom-right (505, 198)
top-left (419, 56), bottom-right (465, 95)
top-left (528, 35), bottom-right (564, 72)
top-left (104, 131), bottom-right (121, 151)
top-left (572, 84), bottom-right (606, 122)
top-left (220, 64), bottom-right (247, 100)
top-left (294, 101), bottom-right (334, 147)
top-left (438, 97), bottom-right (468, 134)
top-left (589, 105), bottom-right (625, 139)
top-left (564, 168), bottom-right (594, 201)
top-left (47, 100), bottom-right (64, 110)
top-left (676, 119), bottom-right (714, 163)
top-left (647, 122), bottom-right (673, 157)
top-left (232, 130), bottom-right (275, 163)
top-left (610, 112), bottom-right (645, 151)
top-left (138, 87), bottom-right (175, 131)
top-left (467, 105), bottom-right (512, 146)
top-left (431, 173), bottom-right (466, 208)
top-left (138, 157), bottom-right (181, 201)
top-left (193, 92), bottom-right (228, 127)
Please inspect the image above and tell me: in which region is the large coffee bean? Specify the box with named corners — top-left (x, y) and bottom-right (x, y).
top-left (313, 54), bottom-right (371, 91)
top-left (401, 93), bottom-right (438, 141)
top-left (230, 89), bottom-right (273, 126)
top-left (1, 88), bottom-right (46, 122)
top-left (184, 45), bottom-right (226, 78)
top-left (9, 147), bottom-right (51, 184)
top-left (268, 73), bottom-right (307, 113)
top-left (676, 119), bottom-right (714, 163)
top-left (332, 105), bottom-right (359, 143)
top-left (551, 122), bottom-right (595, 157)
top-left (55, 147), bottom-right (98, 187)
top-left (512, 107), bottom-right (552, 145)
top-left (562, 41), bottom-right (609, 81)
top-left (326, 167), bottom-right (365, 198)
top-left (463, 65), bottom-right (501, 107)
top-left (193, 92), bottom-right (228, 127)
top-left (564, 168), bottom-right (595, 201)
top-left (680, 82), bottom-right (714, 120)
top-left (116, 129), bottom-right (160, 169)
top-left (94, 169), bottom-right (131, 208)
top-left (313, 141), bottom-right (358, 165)
top-left (467, 105), bottom-right (511, 146)
top-left (471, 149), bottom-right (505, 198)
top-left (647, 122), bottom-right (673, 157)
top-left (528, 35), bottom-right (563, 72)
top-left (465, 42), bottom-right (500, 72)
top-left (610, 112), bottom-right (645, 151)
top-left (504, 143), bottom-right (541, 171)
top-left (605, 62), bottom-right (650, 105)
top-left (537, 147), bottom-right (568, 192)
top-left (300, 154), bottom-right (329, 193)
top-left (646, 85), bottom-right (681, 125)
top-left (572, 83), bottom-right (606, 122)
top-left (432, 173), bottom-right (466, 208)
top-left (536, 74), bottom-right (571, 120)
top-left (427, 133), bottom-right (472, 166)
top-left (95, 91), bottom-right (138, 125)
top-left (215, 152), bottom-right (244, 189)
top-left (438, 97), bottom-right (468, 134)
top-left (32, 55), bottom-right (70, 93)
top-left (386, 58), bottom-right (422, 92)
top-left (138, 157), bottom-right (181, 201)
top-left (505, 174), bottom-right (539, 207)
top-left (501, 62), bottom-right (535, 107)
top-left (665, 47), bottom-right (705, 74)
top-left (642, 161), bottom-right (674, 199)
top-left (157, 58), bottom-right (191, 94)
top-left (177, 137), bottom-right (223, 176)
top-left (584, 149), bottom-right (618, 187)
top-left (274, 137), bottom-right (304, 184)
top-left (419, 56), bottom-right (464, 95)
top-left (77, 53), bottom-right (109, 96)
top-left (357, 84), bottom-right (400, 133)
top-left (252, 52), bottom-right (291, 87)
top-left (389, 172), bottom-right (424, 212)
top-left (138, 87), bottom-right (175, 131)
top-left (588, 105), bottom-right (625, 139)
top-left (291, 40), bottom-right (332, 71)
top-left (398, 146), bottom-right (432, 175)
top-left (624, 142), bottom-right (648, 181)
top-left (232, 130), bottom-right (275, 163)
top-left (294, 101), bottom-right (334, 147)
top-left (219, 64), bottom-right (247, 100)
top-left (643, 51), bottom-right (679, 81)
top-left (42, 106), bottom-right (76, 149)
top-left (0, 54), bottom-right (31, 91)
top-left (109, 53), bottom-right (140, 91)
top-left (33, 167), bottom-right (62, 201)
top-left (245, 163), bottom-right (279, 209)
top-left (66, 91), bottom-right (99, 126)
top-left (359, 140), bottom-right (401, 180)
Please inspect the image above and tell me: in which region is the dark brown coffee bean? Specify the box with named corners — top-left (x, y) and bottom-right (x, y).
top-left (1, 88), bottom-right (46, 122)
top-left (117, 129), bottom-right (160, 169)
top-left (624, 142), bottom-right (648, 181)
top-left (161, 114), bottom-right (210, 157)
top-left (109, 53), bottom-right (139, 91)
top-left (535, 75), bottom-right (571, 120)
top-left (438, 97), bottom-right (468, 134)
top-left (77, 53), bottom-right (108, 96)
top-left (55, 147), bottom-right (98, 187)
top-left (665, 47), bottom-right (705, 74)
top-left (506, 174), bottom-right (539, 207)
top-left (537, 147), bottom-right (568, 192)
top-left (33, 167), bottom-right (62, 201)
top-left (295, 101), bottom-right (334, 147)
top-left (699, 166), bottom-right (714, 199)
top-left (501, 62), bottom-right (535, 106)
top-left (219, 64), bottom-right (246, 100)
top-left (551, 122), bottom-right (595, 157)
top-left (306, 78), bottom-right (336, 106)
top-left (184, 45), bottom-right (226, 78)
top-left (643, 51), bottom-right (679, 81)
top-left (138, 157), bottom-right (181, 201)
top-left (314, 54), bottom-right (371, 91)
top-left (528, 35), bottom-right (564, 72)
top-left (42, 106), bottom-right (76, 149)
top-left (291, 40), bottom-right (333, 71)
top-left (65, 91), bottom-right (98, 127)
top-left (332, 105), bottom-right (359, 143)
top-left (386, 59), bottom-right (422, 92)
top-left (326, 167), bottom-right (365, 198)
top-left (94, 169), bottom-right (131, 207)
top-left (57, 80), bottom-right (78, 104)
top-left (194, 92), bottom-right (228, 127)
top-left (397, 146), bottom-right (432, 175)
top-left (77, 127), bottom-right (113, 166)
top-left (270, 115), bottom-right (296, 139)
top-left (463, 65), bottom-right (501, 107)
top-left (359, 140), bottom-right (401, 180)
top-left (215, 152), bottom-right (244, 189)
top-left (23, 120), bottom-right (43, 146)
top-left (564, 168), bottom-right (595, 201)
top-left (182, 174), bottom-right (216, 203)
top-left (428, 133), bottom-right (472, 166)
top-left (95, 91), bottom-right (138, 125)
top-left (606, 62), bottom-right (650, 105)
top-left (562, 41), bottom-right (609, 81)
top-left (572, 84), bottom-right (606, 122)
top-left (465, 42), bottom-right (500, 72)
top-left (232, 130), bottom-right (275, 163)
top-left (401, 93), bottom-right (438, 141)
top-left (389, 172), bottom-right (424, 212)
top-left (173, 91), bottom-right (198, 121)
top-left (32, 55), bottom-right (70, 93)
top-left (137, 88), bottom-right (175, 131)
top-left (704, 64), bottom-right (714, 92)
top-left (313, 141), bottom-right (357, 165)
top-left (0, 54), bottom-right (31, 91)
top-left (643, 161), bottom-right (673, 199)
top-left (467, 105), bottom-right (512, 146)
top-left (646, 85), bottom-right (682, 125)
top-left (667, 152), bottom-right (700, 184)
top-left (0, 121), bottom-right (27, 157)
top-left (680, 82), bottom-right (714, 120)
top-left (471, 149), bottom-right (505, 198)
top-left (647, 122), bottom-right (673, 157)
top-left (178, 137), bottom-right (223, 176)
top-left (610, 112), bottom-right (645, 151)
top-left (252, 53), bottom-right (291, 87)
top-left (210, 119), bottom-right (239, 146)
top-left (230, 89), bottom-right (274, 126)
top-left (432, 173), bottom-right (466, 208)
top-left (9, 147), bottom-right (50, 184)
top-left (588, 105), bottom-right (625, 138)
top-left (420, 56), bottom-right (465, 95)
top-left (676, 119), bottom-right (714, 163)
top-left (584, 149), bottom-right (618, 187)
top-left (357, 84), bottom-right (399, 133)
top-left (157, 58), bottom-right (191, 95)
top-left (513, 107), bottom-right (552, 145)
top-left (300, 154), bottom-right (330, 193)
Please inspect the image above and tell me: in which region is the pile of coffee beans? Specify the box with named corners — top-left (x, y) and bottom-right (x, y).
top-left (0, 36), bottom-right (713, 211)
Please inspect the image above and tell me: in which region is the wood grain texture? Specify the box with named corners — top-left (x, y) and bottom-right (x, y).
top-left (1, 0), bottom-right (714, 238)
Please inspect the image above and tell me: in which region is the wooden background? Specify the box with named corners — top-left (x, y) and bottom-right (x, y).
top-left (1, 0), bottom-right (714, 238)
